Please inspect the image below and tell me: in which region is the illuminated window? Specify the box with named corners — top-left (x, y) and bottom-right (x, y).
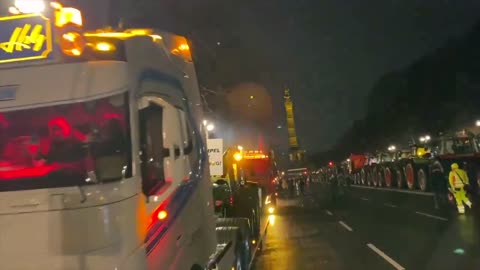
top-left (0, 93), bottom-right (132, 192)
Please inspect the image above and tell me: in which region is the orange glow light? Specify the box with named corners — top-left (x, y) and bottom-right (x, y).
top-left (157, 210), bottom-right (168, 220)
top-left (60, 32), bottom-right (84, 56)
top-left (55, 7), bottom-right (82, 27)
top-left (128, 29), bottom-right (152, 36)
top-left (178, 43), bottom-right (189, 51)
top-left (234, 152), bottom-right (243, 161)
top-left (94, 42), bottom-right (115, 52)
top-left (170, 36), bottom-right (192, 61)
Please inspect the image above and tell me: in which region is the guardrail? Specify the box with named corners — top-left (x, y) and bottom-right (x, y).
top-left (205, 241), bottom-right (233, 270)
top-left (248, 217), bottom-right (271, 269)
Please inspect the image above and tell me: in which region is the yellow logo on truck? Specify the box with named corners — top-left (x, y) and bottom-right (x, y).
top-left (0, 24), bottom-right (46, 53)
top-left (0, 14), bottom-right (52, 64)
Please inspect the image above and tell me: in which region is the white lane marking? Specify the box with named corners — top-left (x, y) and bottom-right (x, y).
top-left (351, 184), bottom-right (434, 196)
top-left (384, 203), bottom-right (398, 208)
top-left (415, 211), bottom-right (448, 221)
top-left (367, 243), bottom-right (405, 270)
top-left (338, 221), bottom-right (353, 232)
top-left (360, 197), bottom-right (369, 201)
top-left (326, 210), bottom-right (333, 216)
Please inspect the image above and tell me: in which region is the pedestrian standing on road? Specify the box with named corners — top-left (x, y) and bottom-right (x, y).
top-left (288, 178), bottom-right (294, 198)
top-left (299, 177), bottom-right (305, 195)
top-left (431, 162), bottom-right (447, 210)
top-left (449, 163), bottom-right (472, 214)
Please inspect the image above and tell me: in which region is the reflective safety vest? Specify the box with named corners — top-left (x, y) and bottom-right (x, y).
top-left (449, 169), bottom-right (468, 189)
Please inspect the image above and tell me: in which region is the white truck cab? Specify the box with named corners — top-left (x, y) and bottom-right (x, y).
top-left (0, 2), bottom-right (248, 270)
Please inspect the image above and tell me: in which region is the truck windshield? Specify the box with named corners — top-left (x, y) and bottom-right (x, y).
top-left (444, 137), bottom-right (478, 155)
top-left (0, 93), bottom-right (131, 192)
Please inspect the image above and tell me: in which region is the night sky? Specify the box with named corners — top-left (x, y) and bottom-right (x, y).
top-left (77, 0), bottom-right (480, 153)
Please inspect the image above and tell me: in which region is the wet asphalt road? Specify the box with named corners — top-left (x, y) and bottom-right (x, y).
top-left (253, 183), bottom-right (480, 270)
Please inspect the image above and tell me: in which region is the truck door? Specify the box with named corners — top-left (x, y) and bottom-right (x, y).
top-left (137, 96), bottom-right (192, 269)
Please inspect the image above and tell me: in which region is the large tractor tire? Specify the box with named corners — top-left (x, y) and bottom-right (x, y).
top-left (216, 226), bottom-right (249, 270)
top-left (417, 168), bottom-right (429, 192)
top-left (384, 167), bottom-right (393, 188)
top-left (395, 168), bottom-right (404, 188)
top-left (405, 163), bottom-right (416, 190)
top-left (377, 168), bottom-right (384, 187)
top-left (361, 169), bottom-right (367, 185)
top-left (367, 171), bottom-right (375, 186)
top-left (371, 169), bottom-right (379, 187)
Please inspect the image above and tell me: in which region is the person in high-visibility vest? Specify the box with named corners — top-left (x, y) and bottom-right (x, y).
top-left (448, 163), bottom-right (472, 214)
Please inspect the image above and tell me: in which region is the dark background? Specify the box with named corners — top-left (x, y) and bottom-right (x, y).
top-left (58, 0), bottom-right (480, 165)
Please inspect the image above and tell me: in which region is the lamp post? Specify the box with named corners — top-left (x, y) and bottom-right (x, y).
top-left (203, 120), bottom-right (215, 139)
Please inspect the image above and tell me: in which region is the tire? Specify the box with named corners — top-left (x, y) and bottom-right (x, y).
top-left (396, 169), bottom-right (404, 188)
top-left (361, 169), bottom-right (366, 185)
top-left (384, 167), bottom-right (393, 187)
top-left (371, 169), bottom-right (378, 187)
top-left (405, 163), bottom-right (415, 190)
top-left (417, 168), bottom-right (428, 192)
top-left (367, 171), bottom-right (374, 186)
top-left (216, 224), bottom-right (250, 270)
top-left (377, 170), bottom-right (384, 187)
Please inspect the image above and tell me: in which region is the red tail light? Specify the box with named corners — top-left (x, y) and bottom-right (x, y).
top-left (215, 200), bottom-right (223, 207)
top-left (228, 195), bottom-right (234, 206)
top-left (148, 198), bottom-right (170, 229)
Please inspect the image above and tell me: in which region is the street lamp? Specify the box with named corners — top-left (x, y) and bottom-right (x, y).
top-left (419, 135), bottom-right (431, 143)
top-left (476, 120), bottom-right (480, 127)
top-left (203, 120), bottom-right (215, 139)
top-left (234, 152), bottom-right (243, 161)
top-left (388, 145), bottom-right (396, 152)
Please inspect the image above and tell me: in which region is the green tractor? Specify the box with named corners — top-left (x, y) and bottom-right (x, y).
top-left (211, 147), bottom-right (263, 242)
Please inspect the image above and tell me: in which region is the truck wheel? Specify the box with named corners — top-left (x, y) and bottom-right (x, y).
top-left (396, 169), bottom-right (404, 188)
top-left (377, 170), bottom-right (384, 187)
top-left (417, 168), bottom-right (428, 191)
top-left (371, 172), bottom-right (376, 186)
top-left (405, 164), bottom-right (415, 190)
top-left (216, 224), bottom-right (250, 270)
top-left (384, 168), bottom-right (392, 187)
top-left (372, 170), bottom-right (378, 187)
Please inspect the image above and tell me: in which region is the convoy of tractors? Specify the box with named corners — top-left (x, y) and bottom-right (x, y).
top-left (313, 129), bottom-right (480, 195)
